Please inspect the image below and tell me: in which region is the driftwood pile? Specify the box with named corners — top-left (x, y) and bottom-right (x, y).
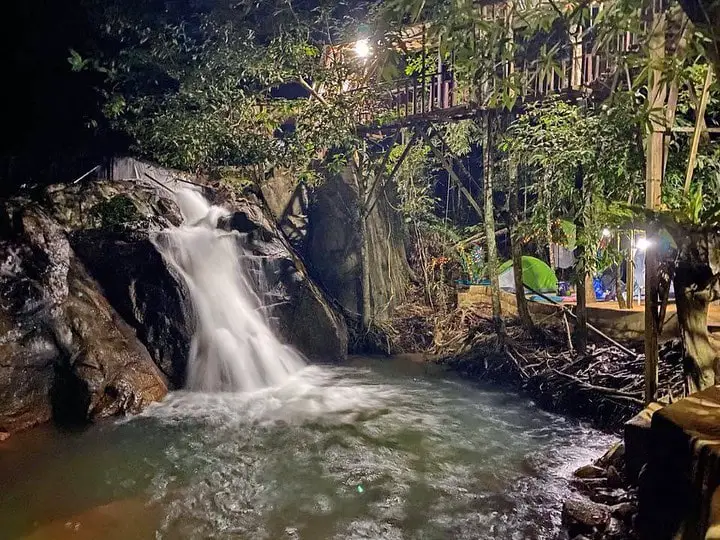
top-left (445, 314), bottom-right (686, 430)
top-left (351, 287), bottom-right (686, 430)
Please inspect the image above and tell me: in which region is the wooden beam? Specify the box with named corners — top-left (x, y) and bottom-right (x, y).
top-left (684, 64), bottom-right (714, 194)
top-left (421, 126), bottom-right (484, 219)
top-left (644, 9), bottom-right (666, 405)
top-left (670, 126), bottom-right (720, 133)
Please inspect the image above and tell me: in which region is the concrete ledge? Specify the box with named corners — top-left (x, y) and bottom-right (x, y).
top-left (638, 386), bottom-right (720, 539)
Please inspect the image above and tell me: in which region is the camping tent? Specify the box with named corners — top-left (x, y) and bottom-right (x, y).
top-left (498, 256), bottom-right (558, 293)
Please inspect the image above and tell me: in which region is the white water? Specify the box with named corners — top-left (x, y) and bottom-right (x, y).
top-left (151, 188), bottom-right (304, 392)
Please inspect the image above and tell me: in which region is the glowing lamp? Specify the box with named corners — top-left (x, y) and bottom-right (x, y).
top-left (636, 238), bottom-right (651, 251)
top-left (354, 39), bottom-right (371, 59)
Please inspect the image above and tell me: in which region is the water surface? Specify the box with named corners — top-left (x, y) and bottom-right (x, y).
top-left (0, 358), bottom-right (615, 539)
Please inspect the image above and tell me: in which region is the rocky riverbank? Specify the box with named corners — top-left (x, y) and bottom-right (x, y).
top-left (428, 313), bottom-right (689, 540)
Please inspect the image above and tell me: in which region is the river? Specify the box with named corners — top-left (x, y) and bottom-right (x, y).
top-left (0, 358), bottom-right (615, 539)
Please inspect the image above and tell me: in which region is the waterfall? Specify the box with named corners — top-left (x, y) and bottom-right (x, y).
top-left (151, 188), bottom-right (305, 392)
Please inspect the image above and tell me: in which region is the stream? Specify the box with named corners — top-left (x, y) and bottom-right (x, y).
top-left (0, 358), bottom-right (615, 540)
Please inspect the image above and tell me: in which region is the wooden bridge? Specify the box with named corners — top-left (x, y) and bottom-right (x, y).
top-left (336, 5), bottom-right (647, 130)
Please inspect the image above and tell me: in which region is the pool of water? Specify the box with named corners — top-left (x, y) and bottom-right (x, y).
top-left (0, 358), bottom-right (615, 539)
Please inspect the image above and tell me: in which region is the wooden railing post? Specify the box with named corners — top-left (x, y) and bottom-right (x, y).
top-left (644, 5), bottom-right (666, 404)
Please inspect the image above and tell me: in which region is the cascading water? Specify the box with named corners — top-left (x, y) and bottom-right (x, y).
top-left (151, 188), bottom-right (304, 392)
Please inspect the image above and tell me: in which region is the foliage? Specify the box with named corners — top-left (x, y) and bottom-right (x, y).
top-left (500, 95), bottom-right (645, 273)
top-left (439, 119), bottom-right (482, 157)
top-left (90, 195), bottom-right (141, 227)
top-left (389, 138), bottom-right (437, 220)
top-left (74, 0), bottom-right (377, 181)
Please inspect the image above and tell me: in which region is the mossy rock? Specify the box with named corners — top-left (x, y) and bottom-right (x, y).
top-left (90, 195), bottom-right (141, 228)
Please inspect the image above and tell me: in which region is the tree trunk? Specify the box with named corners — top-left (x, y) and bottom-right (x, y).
top-left (483, 113), bottom-right (505, 341)
top-left (359, 209), bottom-right (372, 330)
top-left (575, 266), bottom-right (588, 353)
top-left (573, 165), bottom-right (589, 353)
top-left (351, 151), bottom-right (373, 331)
top-left (615, 264), bottom-right (627, 309)
top-left (627, 230), bottom-right (635, 309)
top-left (673, 232), bottom-right (720, 392)
top-left (509, 158), bottom-right (534, 331)
top-left (540, 171), bottom-right (556, 269)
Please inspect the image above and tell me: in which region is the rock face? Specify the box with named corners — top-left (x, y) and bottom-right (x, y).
top-left (213, 185), bottom-right (348, 363)
top-left (304, 168), bottom-right (410, 321)
top-left (0, 203), bottom-right (167, 435)
top-left (0, 157), bottom-right (349, 436)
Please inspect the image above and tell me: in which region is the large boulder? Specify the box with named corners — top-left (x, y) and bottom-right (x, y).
top-left (70, 229), bottom-right (193, 387)
top-left (304, 168), bottom-right (410, 322)
top-left (55, 256), bottom-right (168, 422)
top-left (0, 237), bottom-right (58, 435)
top-left (0, 204), bottom-right (167, 435)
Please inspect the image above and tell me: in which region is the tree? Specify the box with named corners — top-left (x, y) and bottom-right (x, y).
top-left (482, 112), bottom-right (506, 341)
top-left (508, 156), bottom-right (535, 331)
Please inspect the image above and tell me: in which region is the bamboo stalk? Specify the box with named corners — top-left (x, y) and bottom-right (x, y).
top-left (684, 64), bottom-right (714, 194)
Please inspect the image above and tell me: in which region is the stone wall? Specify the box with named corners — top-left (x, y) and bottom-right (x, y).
top-left (637, 386), bottom-right (720, 539)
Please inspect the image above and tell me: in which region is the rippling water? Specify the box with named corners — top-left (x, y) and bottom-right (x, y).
top-left (0, 358), bottom-right (616, 539)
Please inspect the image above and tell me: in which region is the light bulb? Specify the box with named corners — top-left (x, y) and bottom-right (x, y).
top-left (354, 39), bottom-right (371, 59)
top-left (636, 238), bottom-right (651, 251)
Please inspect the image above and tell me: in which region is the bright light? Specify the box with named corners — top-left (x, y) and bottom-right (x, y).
top-left (354, 39), bottom-right (371, 59)
top-left (636, 237), bottom-right (652, 251)
top-left (602, 228), bottom-right (611, 238)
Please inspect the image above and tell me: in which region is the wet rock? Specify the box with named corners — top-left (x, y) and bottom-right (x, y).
top-left (54, 257), bottom-right (168, 421)
top-left (0, 204), bottom-right (167, 433)
top-left (595, 441), bottom-right (625, 471)
top-left (0, 207), bottom-right (67, 433)
top-left (611, 501), bottom-right (637, 522)
top-left (71, 230), bottom-right (192, 387)
top-left (606, 465), bottom-right (623, 489)
top-left (562, 497), bottom-right (611, 537)
top-left (220, 202), bottom-right (348, 363)
top-left (588, 488), bottom-right (632, 506)
top-left (574, 465), bottom-right (606, 479)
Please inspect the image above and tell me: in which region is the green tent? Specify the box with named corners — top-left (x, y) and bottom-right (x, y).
top-left (497, 256), bottom-right (558, 293)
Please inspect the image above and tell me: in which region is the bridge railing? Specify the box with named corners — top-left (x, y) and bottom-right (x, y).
top-left (347, 27), bottom-right (640, 127)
